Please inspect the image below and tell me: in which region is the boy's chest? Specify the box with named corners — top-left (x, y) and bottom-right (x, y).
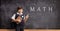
top-left (15, 14), bottom-right (24, 20)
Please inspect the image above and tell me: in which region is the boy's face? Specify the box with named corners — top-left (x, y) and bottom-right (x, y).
top-left (18, 9), bottom-right (23, 13)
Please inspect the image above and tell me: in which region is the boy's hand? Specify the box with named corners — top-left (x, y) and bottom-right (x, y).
top-left (24, 14), bottom-right (29, 22)
top-left (26, 14), bottom-right (29, 18)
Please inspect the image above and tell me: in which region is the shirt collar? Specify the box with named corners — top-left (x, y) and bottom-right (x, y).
top-left (17, 12), bottom-right (23, 15)
top-left (17, 12), bottom-right (19, 14)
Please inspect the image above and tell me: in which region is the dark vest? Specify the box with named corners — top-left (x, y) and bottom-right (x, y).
top-left (15, 13), bottom-right (25, 25)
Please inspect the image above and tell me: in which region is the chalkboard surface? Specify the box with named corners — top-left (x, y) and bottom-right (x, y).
top-left (0, 0), bottom-right (60, 29)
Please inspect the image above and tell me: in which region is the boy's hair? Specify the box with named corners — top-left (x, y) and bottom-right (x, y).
top-left (17, 7), bottom-right (23, 12)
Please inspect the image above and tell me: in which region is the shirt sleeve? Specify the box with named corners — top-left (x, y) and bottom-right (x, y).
top-left (11, 14), bottom-right (16, 19)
